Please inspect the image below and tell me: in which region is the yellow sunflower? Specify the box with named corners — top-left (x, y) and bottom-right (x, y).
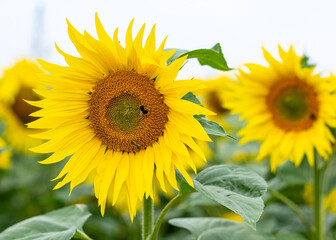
top-left (0, 137), bottom-right (11, 170)
top-left (0, 59), bottom-right (43, 153)
top-left (28, 14), bottom-right (214, 219)
top-left (194, 73), bottom-right (234, 125)
top-left (303, 183), bottom-right (336, 213)
top-left (226, 45), bottom-right (336, 171)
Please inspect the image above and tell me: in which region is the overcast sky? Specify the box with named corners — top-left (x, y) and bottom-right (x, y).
top-left (0, 0), bottom-right (335, 79)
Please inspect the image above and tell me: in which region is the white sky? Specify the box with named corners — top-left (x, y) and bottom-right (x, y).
top-left (0, 0), bottom-right (335, 79)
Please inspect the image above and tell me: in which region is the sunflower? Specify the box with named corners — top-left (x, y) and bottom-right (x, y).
top-left (28, 14), bottom-right (214, 219)
top-left (303, 183), bottom-right (336, 213)
top-left (194, 73), bottom-right (233, 124)
top-left (0, 137), bottom-right (11, 170)
top-left (325, 188), bottom-right (336, 213)
top-left (0, 59), bottom-right (43, 153)
top-left (226, 45), bottom-right (336, 171)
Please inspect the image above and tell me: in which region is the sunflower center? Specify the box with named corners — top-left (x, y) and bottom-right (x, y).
top-left (12, 86), bottom-right (39, 124)
top-left (206, 91), bottom-right (228, 115)
top-left (89, 70), bottom-right (169, 153)
top-left (106, 94), bottom-right (141, 132)
top-left (266, 77), bottom-right (318, 131)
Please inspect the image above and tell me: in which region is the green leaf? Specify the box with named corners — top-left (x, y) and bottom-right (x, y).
top-left (0, 204), bottom-right (92, 240)
top-left (275, 232), bottom-right (307, 240)
top-left (181, 92), bottom-right (230, 138)
top-left (194, 115), bottom-right (228, 137)
top-left (300, 54), bottom-right (316, 69)
top-left (198, 227), bottom-right (274, 240)
top-left (176, 171), bottom-right (197, 194)
top-left (0, 146), bottom-right (10, 154)
top-left (0, 120), bottom-right (6, 135)
top-left (169, 217), bottom-right (274, 240)
top-left (193, 165), bottom-right (267, 230)
top-left (167, 43), bottom-right (231, 71)
top-left (182, 92), bottom-right (202, 106)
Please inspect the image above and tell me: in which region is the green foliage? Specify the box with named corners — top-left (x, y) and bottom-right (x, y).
top-left (300, 54), bottom-right (316, 69)
top-left (182, 92), bottom-right (229, 138)
top-left (0, 205), bottom-right (92, 240)
top-left (167, 43), bottom-right (231, 71)
top-left (195, 115), bottom-right (228, 137)
top-left (169, 218), bottom-right (274, 240)
top-left (181, 92), bottom-right (202, 105)
top-left (193, 165), bottom-right (267, 230)
top-left (0, 120), bottom-right (6, 135)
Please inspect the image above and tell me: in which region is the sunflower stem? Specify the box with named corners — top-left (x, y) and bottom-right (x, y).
top-left (314, 154), bottom-right (325, 240)
top-left (142, 197), bottom-right (154, 240)
top-left (147, 193), bottom-right (183, 240)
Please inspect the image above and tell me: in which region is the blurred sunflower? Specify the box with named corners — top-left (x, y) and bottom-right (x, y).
top-left (28, 14), bottom-right (214, 219)
top-left (303, 183), bottom-right (336, 213)
top-left (0, 59), bottom-right (43, 153)
top-left (0, 137), bottom-right (11, 169)
top-left (226, 46), bottom-right (336, 171)
top-left (195, 73), bottom-right (234, 128)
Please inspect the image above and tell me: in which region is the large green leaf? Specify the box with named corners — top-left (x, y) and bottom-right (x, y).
top-left (167, 43), bottom-right (231, 71)
top-left (193, 165), bottom-right (267, 230)
top-left (169, 217), bottom-right (274, 240)
top-left (0, 205), bottom-right (92, 240)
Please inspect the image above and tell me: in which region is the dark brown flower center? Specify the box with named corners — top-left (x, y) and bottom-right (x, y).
top-left (266, 76), bottom-right (318, 131)
top-left (11, 87), bottom-right (39, 124)
top-left (89, 70), bottom-right (169, 153)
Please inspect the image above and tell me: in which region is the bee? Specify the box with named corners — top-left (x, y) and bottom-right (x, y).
top-left (131, 141), bottom-right (141, 150)
top-left (140, 105), bottom-right (148, 116)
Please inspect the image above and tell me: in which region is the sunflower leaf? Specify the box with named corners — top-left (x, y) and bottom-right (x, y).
top-left (193, 165), bottom-right (267, 230)
top-left (0, 120), bottom-right (6, 135)
top-left (182, 92), bottom-right (202, 106)
top-left (194, 115), bottom-right (228, 137)
top-left (0, 146), bottom-right (10, 154)
top-left (300, 54), bottom-right (316, 69)
top-left (169, 217), bottom-right (275, 240)
top-left (0, 204), bottom-right (92, 240)
top-left (176, 170), bottom-right (197, 194)
top-left (167, 43), bottom-right (231, 71)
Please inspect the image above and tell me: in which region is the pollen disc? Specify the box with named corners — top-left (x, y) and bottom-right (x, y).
top-left (89, 70), bottom-right (169, 152)
top-left (12, 86), bottom-right (39, 124)
top-left (266, 76), bottom-right (319, 131)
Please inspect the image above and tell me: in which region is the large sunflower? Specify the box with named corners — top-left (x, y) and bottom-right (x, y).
top-left (28, 14), bottom-right (214, 219)
top-left (226, 46), bottom-right (336, 171)
top-left (0, 59), bottom-right (43, 153)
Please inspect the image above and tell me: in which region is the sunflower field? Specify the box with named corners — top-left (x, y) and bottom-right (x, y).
top-left (1, 1), bottom-right (336, 240)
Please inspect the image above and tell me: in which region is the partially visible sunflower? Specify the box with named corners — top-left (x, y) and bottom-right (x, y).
top-left (195, 73), bottom-right (235, 128)
top-left (0, 138), bottom-right (11, 170)
top-left (0, 60), bottom-right (43, 153)
top-left (325, 188), bottom-right (336, 213)
top-left (226, 45), bottom-right (336, 171)
top-left (28, 14), bottom-right (214, 219)
top-left (303, 183), bottom-right (336, 213)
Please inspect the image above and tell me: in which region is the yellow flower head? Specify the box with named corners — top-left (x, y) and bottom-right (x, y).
top-left (28, 14), bottom-right (214, 220)
top-left (226, 45), bottom-right (336, 171)
top-left (0, 137), bottom-right (11, 170)
top-left (0, 59), bottom-right (43, 153)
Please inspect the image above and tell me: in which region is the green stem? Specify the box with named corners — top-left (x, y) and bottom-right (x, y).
top-left (147, 193), bottom-right (183, 240)
top-left (142, 197), bottom-right (154, 240)
top-left (314, 155), bottom-right (324, 240)
top-left (269, 189), bottom-right (311, 232)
